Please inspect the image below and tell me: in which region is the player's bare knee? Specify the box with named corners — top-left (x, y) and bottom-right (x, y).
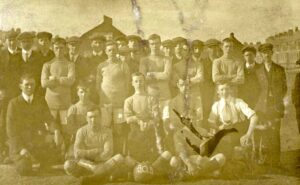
top-left (161, 151), bottom-right (172, 160)
top-left (112, 154), bottom-right (124, 164)
top-left (64, 160), bottom-right (78, 176)
top-left (212, 153), bottom-right (226, 167)
top-left (170, 156), bottom-right (182, 168)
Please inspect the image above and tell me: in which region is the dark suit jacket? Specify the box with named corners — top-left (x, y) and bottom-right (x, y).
top-left (6, 95), bottom-right (55, 157)
top-left (39, 50), bottom-right (55, 64)
top-left (255, 62), bottom-right (287, 118)
top-left (292, 72), bottom-right (300, 106)
top-left (239, 64), bottom-right (261, 109)
top-left (0, 48), bottom-right (22, 98)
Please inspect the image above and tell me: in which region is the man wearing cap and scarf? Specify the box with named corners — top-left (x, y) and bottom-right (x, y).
top-left (255, 43), bottom-right (287, 167)
top-left (86, 34), bottom-right (107, 104)
top-left (67, 36), bottom-right (88, 103)
top-left (36, 31), bottom-right (55, 64)
top-left (238, 46), bottom-right (260, 109)
top-left (292, 59), bottom-right (300, 133)
top-left (200, 39), bottom-right (221, 121)
top-left (0, 31), bottom-right (22, 99)
top-left (17, 32), bottom-right (44, 96)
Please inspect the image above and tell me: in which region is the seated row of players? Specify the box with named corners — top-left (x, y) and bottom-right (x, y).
top-left (5, 72), bottom-right (257, 184)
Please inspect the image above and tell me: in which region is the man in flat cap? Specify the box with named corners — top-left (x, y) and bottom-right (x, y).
top-left (239, 46), bottom-right (260, 109)
top-left (199, 39), bottom-right (222, 120)
top-left (255, 43), bottom-right (287, 167)
top-left (292, 59), bottom-right (300, 133)
top-left (115, 36), bottom-right (128, 49)
top-left (161, 40), bottom-right (174, 59)
top-left (0, 31), bottom-right (22, 99)
top-left (17, 32), bottom-right (44, 96)
top-left (37, 32), bottom-right (55, 64)
top-left (67, 36), bottom-right (89, 103)
top-left (212, 37), bottom-right (244, 94)
top-left (172, 37), bottom-right (188, 65)
top-left (86, 34), bottom-right (107, 104)
top-left (127, 35), bottom-right (142, 49)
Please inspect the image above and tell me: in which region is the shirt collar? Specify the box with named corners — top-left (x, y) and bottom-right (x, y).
top-left (264, 62), bottom-right (272, 72)
top-left (7, 47), bottom-right (18, 54)
top-left (246, 62), bottom-right (255, 69)
top-left (92, 51), bottom-right (103, 56)
top-left (22, 92), bottom-right (33, 103)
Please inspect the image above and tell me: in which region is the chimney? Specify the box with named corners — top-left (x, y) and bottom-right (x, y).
top-left (295, 27), bottom-right (299, 32)
top-left (288, 29), bottom-right (293, 36)
top-left (103, 15), bottom-right (112, 25)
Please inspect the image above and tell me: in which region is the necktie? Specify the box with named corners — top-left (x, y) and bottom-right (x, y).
top-left (25, 53), bottom-right (29, 62)
top-left (222, 101), bottom-right (232, 123)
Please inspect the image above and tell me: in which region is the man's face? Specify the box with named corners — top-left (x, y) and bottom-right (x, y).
top-left (68, 43), bottom-right (79, 55)
top-left (162, 46), bottom-right (173, 57)
top-left (77, 88), bottom-right (89, 101)
top-left (105, 44), bottom-right (117, 59)
top-left (261, 50), bottom-right (273, 63)
top-left (177, 79), bottom-right (189, 94)
top-left (53, 43), bottom-right (66, 58)
top-left (91, 40), bottom-right (104, 52)
top-left (132, 75), bottom-right (145, 90)
top-left (174, 43), bottom-right (184, 57)
top-left (19, 78), bottom-right (35, 96)
top-left (222, 41), bottom-right (234, 56)
top-left (217, 84), bottom-right (230, 98)
top-left (128, 40), bottom-right (138, 49)
top-left (38, 38), bottom-right (51, 50)
top-left (182, 44), bottom-right (189, 58)
top-left (149, 38), bottom-right (161, 54)
top-left (192, 45), bottom-right (203, 57)
top-left (243, 51), bottom-right (256, 64)
top-left (20, 39), bottom-right (33, 51)
top-left (86, 110), bottom-right (100, 129)
top-left (116, 40), bottom-right (127, 48)
top-left (6, 38), bottom-right (17, 50)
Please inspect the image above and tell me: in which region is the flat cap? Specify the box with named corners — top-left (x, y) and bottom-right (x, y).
top-left (162, 40), bottom-right (174, 47)
top-left (5, 31), bottom-right (19, 40)
top-left (36, 32), bottom-right (52, 40)
top-left (105, 40), bottom-right (117, 47)
top-left (115, 36), bottom-right (128, 42)
top-left (191, 40), bottom-right (204, 47)
top-left (127, 35), bottom-right (142, 42)
top-left (67, 36), bottom-right (81, 44)
top-left (172, 37), bottom-right (187, 45)
top-left (204, 39), bottom-right (221, 47)
top-left (118, 46), bottom-right (131, 55)
top-left (258, 43), bottom-right (273, 52)
top-left (89, 33), bottom-right (106, 41)
top-left (52, 37), bottom-right (66, 45)
top-left (242, 46), bottom-right (257, 54)
top-left (17, 32), bottom-right (35, 41)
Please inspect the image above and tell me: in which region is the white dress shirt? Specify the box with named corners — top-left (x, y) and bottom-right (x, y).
top-left (22, 49), bottom-right (32, 62)
top-left (22, 92), bottom-right (34, 103)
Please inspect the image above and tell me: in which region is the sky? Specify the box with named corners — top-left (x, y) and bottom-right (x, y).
top-left (0, 0), bottom-right (299, 43)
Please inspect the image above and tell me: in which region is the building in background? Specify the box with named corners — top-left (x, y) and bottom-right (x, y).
top-left (265, 27), bottom-right (300, 69)
top-left (80, 15), bottom-right (126, 54)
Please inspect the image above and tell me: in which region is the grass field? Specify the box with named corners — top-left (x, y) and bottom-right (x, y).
top-left (0, 70), bottom-right (299, 185)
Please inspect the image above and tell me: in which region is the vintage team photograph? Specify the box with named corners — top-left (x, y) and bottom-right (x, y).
top-left (0, 0), bottom-right (299, 185)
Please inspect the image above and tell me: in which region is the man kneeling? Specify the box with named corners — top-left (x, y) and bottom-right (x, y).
top-left (64, 106), bottom-right (124, 184)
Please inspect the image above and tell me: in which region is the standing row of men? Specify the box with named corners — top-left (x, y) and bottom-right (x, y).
top-left (0, 30), bottom-right (287, 183)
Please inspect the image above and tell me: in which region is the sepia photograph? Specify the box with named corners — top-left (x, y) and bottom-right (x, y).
top-left (0, 0), bottom-right (299, 184)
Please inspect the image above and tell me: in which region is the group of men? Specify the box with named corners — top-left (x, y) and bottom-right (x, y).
top-left (0, 29), bottom-right (288, 184)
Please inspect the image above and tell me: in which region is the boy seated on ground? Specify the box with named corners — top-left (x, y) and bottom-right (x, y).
top-left (208, 83), bottom-right (258, 159)
top-left (65, 81), bottom-right (97, 159)
top-left (124, 72), bottom-right (174, 182)
top-left (64, 106), bottom-right (125, 184)
top-left (165, 78), bottom-right (225, 179)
